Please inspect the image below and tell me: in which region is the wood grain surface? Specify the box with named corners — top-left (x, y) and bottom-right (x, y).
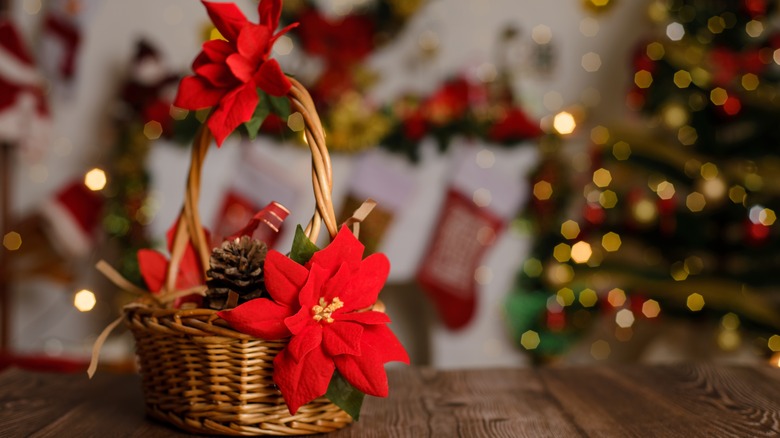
top-left (0, 364), bottom-right (778, 437)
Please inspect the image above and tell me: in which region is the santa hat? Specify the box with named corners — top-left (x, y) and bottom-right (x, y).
top-left (38, 181), bottom-right (104, 258)
top-left (0, 20), bottom-right (49, 159)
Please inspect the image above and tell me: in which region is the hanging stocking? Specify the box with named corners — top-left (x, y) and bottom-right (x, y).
top-left (338, 148), bottom-right (416, 254)
top-left (38, 179), bottom-right (104, 258)
top-left (417, 144), bottom-right (526, 329)
top-left (0, 21), bottom-right (49, 160)
top-left (40, 0), bottom-right (97, 92)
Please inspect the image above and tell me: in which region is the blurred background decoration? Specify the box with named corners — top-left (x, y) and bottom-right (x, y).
top-left (1, 0), bottom-right (779, 372)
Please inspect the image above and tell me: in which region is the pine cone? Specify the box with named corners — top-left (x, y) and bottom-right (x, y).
top-left (205, 236), bottom-right (268, 310)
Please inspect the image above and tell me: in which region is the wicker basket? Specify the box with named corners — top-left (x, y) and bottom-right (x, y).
top-left (124, 78), bottom-right (354, 436)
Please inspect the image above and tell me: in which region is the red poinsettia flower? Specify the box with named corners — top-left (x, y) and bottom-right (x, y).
top-left (173, 0), bottom-right (297, 146)
top-left (219, 226), bottom-right (409, 414)
top-left (137, 219), bottom-right (210, 308)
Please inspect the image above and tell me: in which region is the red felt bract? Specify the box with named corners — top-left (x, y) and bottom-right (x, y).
top-left (219, 226), bottom-right (409, 414)
top-left (173, 0), bottom-right (297, 146)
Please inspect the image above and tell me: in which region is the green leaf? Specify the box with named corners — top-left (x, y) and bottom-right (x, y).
top-left (289, 225), bottom-right (319, 265)
top-left (268, 93), bottom-right (291, 119)
top-left (244, 90), bottom-right (271, 139)
top-left (325, 371), bottom-right (365, 421)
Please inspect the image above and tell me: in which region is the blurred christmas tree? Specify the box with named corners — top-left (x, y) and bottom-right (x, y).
top-left (507, 0), bottom-right (780, 362)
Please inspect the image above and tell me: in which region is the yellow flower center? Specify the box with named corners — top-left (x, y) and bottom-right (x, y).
top-left (312, 297), bottom-right (344, 324)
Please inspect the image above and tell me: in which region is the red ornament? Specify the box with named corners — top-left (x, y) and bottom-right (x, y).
top-left (173, 0), bottom-right (297, 145)
top-left (219, 226), bottom-right (409, 414)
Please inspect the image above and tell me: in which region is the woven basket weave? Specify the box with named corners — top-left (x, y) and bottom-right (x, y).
top-left (124, 78), bottom-right (353, 436)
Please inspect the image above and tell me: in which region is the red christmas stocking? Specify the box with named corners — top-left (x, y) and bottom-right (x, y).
top-left (417, 144), bottom-right (525, 329)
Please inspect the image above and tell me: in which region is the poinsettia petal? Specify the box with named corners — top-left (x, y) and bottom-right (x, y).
top-left (271, 22), bottom-right (299, 46)
top-left (173, 75), bottom-right (224, 110)
top-left (273, 346), bottom-right (334, 414)
top-left (237, 24), bottom-right (272, 65)
top-left (339, 252), bottom-right (390, 312)
top-left (321, 262), bottom-right (354, 303)
top-left (362, 324), bottom-right (410, 365)
top-left (137, 249), bottom-right (168, 293)
top-left (308, 226), bottom-right (364, 277)
top-left (202, 0), bottom-right (248, 41)
top-left (225, 53), bottom-right (254, 83)
top-left (257, 0), bottom-right (282, 29)
top-left (323, 321), bottom-right (362, 357)
top-left (335, 310), bottom-right (391, 325)
top-left (206, 81), bottom-right (259, 145)
top-left (287, 325), bottom-right (322, 363)
top-left (218, 298), bottom-right (293, 340)
top-left (284, 265), bottom-right (328, 334)
top-left (194, 62), bottom-right (237, 88)
top-left (254, 59), bottom-right (292, 97)
top-left (264, 250), bottom-right (308, 307)
top-left (200, 39), bottom-right (233, 64)
top-left (334, 342), bottom-right (388, 398)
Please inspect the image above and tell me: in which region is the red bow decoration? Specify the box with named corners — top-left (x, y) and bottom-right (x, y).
top-left (219, 226), bottom-right (409, 414)
top-left (173, 0), bottom-right (297, 145)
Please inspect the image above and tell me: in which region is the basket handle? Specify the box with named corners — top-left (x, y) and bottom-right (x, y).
top-left (165, 78), bottom-right (338, 290)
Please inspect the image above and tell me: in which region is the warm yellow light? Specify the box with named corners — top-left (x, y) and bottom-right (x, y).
top-left (642, 299), bottom-right (661, 318)
top-left (671, 261), bottom-right (689, 281)
top-left (561, 220), bottom-right (581, 240)
top-left (143, 121), bottom-right (163, 140)
top-left (533, 181), bottom-right (553, 200)
top-left (556, 288), bottom-right (575, 306)
top-left (615, 309), bottom-right (635, 328)
top-left (612, 141), bottom-right (631, 160)
top-left (593, 168), bottom-right (612, 188)
top-left (473, 188), bottom-right (492, 207)
top-left (708, 16), bottom-right (726, 34)
top-left (607, 288), bottom-right (626, 307)
top-left (591, 125), bottom-right (610, 145)
top-left (590, 340), bottom-right (611, 360)
top-left (746, 19), bottom-right (764, 38)
top-left (686, 192), bottom-right (706, 212)
top-left (656, 181), bottom-right (676, 200)
top-left (633, 198), bottom-right (657, 223)
top-left (673, 70), bottom-right (692, 88)
top-left (287, 112), bottom-right (305, 131)
top-left (700, 162), bottom-right (719, 180)
top-left (74, 289), bottom-right (97, 312)
top-left (599, 190), bottom-right (618, 209)
top-left (582, 52), bottom-right (602, 72)
top-left (547, 263), bottom-right (574, 285)
top-left (531, 25), bottom-right (553, 45)
top-left (646, 42), bottom-right (664, 60)
top-left (759, 208), bottom-right (777, 226)
top-left (768, 335), bottom-right (780, 352)
top-left (678, 125), bottom-right (698, 146)
top-left (634, 70), bottom-right (653, 88)
top-left (523, 258), bottom-right (543, 277)
top-left (687, 293), bottom-right (705, 311)
top-left (2, 231), bottom-right (22, 251)
top-left (553, 111), bottom-right (576, 135)
top-left (742, 73), bottom-right (759, 91)
top-left (662, 104), bottom-right (688, 128)
top-left (729, 185), bottom-right (747, 204)
top-left (579, 288), bottom-right (598, 307)
top-left (520, 330), bottom-right (541, 350)
top-left (84, 168), bottom-right (107, 191)
top-left (553, 243), bottom-right (572, 263)
top-left (710, 88), bottom-right (728, 105)
top-left (570, 241), bottom-right (592, 264)
top-left (721, 313), bottom-right (740, 330)
top-left (601, 232), bottom-right (622, 252)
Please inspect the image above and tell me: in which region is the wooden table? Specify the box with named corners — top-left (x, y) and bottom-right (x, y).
top-left (1, 364), bottom-right (779, 437)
